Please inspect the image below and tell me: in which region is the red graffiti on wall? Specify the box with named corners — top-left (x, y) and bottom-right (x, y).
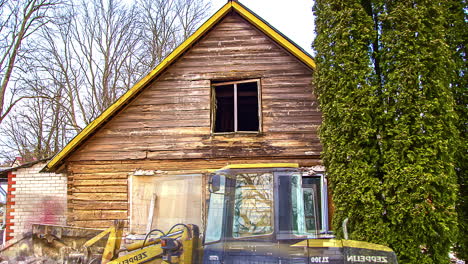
top-left (39, 196), bottom-right (63, 224)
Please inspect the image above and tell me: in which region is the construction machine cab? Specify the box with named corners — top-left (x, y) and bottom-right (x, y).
top-left (206, 164), bottom-right (321, 243)
top-left (203, 164), bottom-right (398, 264)
top-left (203, 164), bottom-right (325, 263)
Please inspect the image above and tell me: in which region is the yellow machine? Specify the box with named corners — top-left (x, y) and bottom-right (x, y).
top-left (50, 221), bottom-right (200, 264)
top-left (29, 164), bottom-right (398, 264)
top-left (107, 223), bottom-right (199, 264)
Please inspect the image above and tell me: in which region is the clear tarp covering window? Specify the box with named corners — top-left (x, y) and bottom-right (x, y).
top-left (205, 175), bottom-right (226, 243)
top-left (130, 174), bottom-right (202, 234)
top-left (290, 174), bottom-right (307, 235)
top-left (233, 172), bottom-right (273, 238)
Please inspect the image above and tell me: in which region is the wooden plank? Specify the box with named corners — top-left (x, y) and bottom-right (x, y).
top-left (72, 201), bottom-right (128, 210)
top-left (263, 111), bottom-right (321, 118)
top-left (69, 220), bottom-right (126, 229)
top-left (71, 193), bottom-right (127, 201)
top-left (119, 102), bottom-right (210, 111)
top-left (99, 119), bottom-right (211, 130)
top-left (135, 90), bottom-right (210, 99)
top-left (262, 94), bottom-right (313, 100)
top-left (164, 63), bottom-right (303, 74)
top-left (89, 132), bottom-right (318, 143)
top-left (121, 113), bottom-right (209, 122)
top-left (70, 210), bottom-right (128, 220)
top-left (72, 173), bottom-right (128, 180)
top-left (129, 80), bottom-right (209, 90)
top-left (72, 179), bottom-right (127, 186)
top-left (72, 138), bottom-right (323, 159)
top-left (69, 151), bottom-right (147, 161)
top-left (131, 96), bottom-right (209, 106)
top-left (181, 52), bottom-right (297, 64)
top-left (71, 144), bottom-right (323, 161)
top-left (262, 87), bottom-right (313, 95)
top-left (184, 51), bottom-right (286, 60)
top-left (263, 116), bottom-right (322, 124)
top-left (264, 124), bottom-right (320, 132)
top-left (123, 108), bottom-right (209, 117)
top-left (264, 100), bottom-right (318, 109)
top-left (97, 127), bottom-right (211, 137)
top-left (72, 186), bottom-right (127, 193)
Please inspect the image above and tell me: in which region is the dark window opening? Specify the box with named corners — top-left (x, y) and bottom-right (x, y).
top-left (213, 80), bottom-right (260, 133)
top-left (302, 177), bottom-right (323, 232)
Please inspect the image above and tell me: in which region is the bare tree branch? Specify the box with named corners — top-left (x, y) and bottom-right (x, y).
top-left (0, 0), bottom-right (60, 124)
top-left (0, 0), bottom-right (211, 162)
top-left (0, 95), bottom-right (48, 123)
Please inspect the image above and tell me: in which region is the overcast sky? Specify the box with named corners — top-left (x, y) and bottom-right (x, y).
top-left (209, 0), bottom-right (316, 55)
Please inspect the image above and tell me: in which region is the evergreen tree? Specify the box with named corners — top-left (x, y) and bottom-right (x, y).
top-left (378, 2), bottom-right (459, 263)
top-left (446, 0), bottom-right (468, 261)
top-left (313, 0), bottom-right (461, 263)
top-left (313, 0), bottom-right (390, 244)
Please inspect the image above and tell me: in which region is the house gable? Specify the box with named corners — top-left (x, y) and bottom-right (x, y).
top-left (63, 12), bottom-right (319, 163)
top-left (46, 1), bottom-right (317, 171)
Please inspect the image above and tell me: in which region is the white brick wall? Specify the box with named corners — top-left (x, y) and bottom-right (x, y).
top-left (10, 162), bottom-right (67, 239)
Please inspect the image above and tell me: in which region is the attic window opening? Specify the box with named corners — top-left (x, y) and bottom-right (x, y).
top-left (212, 79), bottom-right (260, 133)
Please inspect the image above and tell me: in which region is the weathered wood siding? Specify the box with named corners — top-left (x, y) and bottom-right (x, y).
top-left (68, 14), bottom-right (319, 162)
top-left (66, 158), bottom-right (321, 228)
top-left (65, 13), bottom-right (321, 229)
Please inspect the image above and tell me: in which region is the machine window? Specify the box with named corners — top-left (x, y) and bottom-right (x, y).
top-left (291, 174), bottom-right (307, 234)
top-left (278, 174), bottom-right (308, 237)
top-left (205, 175), bottom-right (226, 243)
top-left (232, 172), bottom-right (273, 238)
top-left (212, 80), bottom-right (260, 133)
top-left (302, 177), bottom-right (323, 232)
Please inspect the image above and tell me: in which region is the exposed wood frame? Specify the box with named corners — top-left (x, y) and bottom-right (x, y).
top-left (234, 83), bottom-right (238, 132)
top-left (211, 79), bottom-right (262, 134)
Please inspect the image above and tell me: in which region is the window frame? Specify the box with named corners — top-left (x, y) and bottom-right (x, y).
top-left (211, 79), bottom-right (262, 134)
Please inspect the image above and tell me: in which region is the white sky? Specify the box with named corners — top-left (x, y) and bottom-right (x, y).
top-left (209, 0), bottom-right (315, 55)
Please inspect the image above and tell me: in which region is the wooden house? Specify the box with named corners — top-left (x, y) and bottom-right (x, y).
top-left (45, 1), bottom-right (326, 234)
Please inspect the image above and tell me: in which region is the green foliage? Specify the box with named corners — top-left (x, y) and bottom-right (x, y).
top-left (313, 0), bottom-right (463, 263)
top-left (378, 2), bottom-right (459, 263)
top-left (445, 0), bottom-right (468, 260)
top-left (313, 0), bottom-right (390, 244)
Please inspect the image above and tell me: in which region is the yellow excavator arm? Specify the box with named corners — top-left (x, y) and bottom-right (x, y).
top-left (32, 221), bottom-right (201, 264)
top-left (103, 223), bottom-right (200, 264)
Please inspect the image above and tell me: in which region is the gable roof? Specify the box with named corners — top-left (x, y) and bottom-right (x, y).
top-left (45, 0), bottom-right (316, 172)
